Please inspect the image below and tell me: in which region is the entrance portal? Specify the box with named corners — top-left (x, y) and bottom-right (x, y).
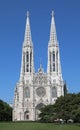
top-left (24, 110), bottom-right (29, 120)
top-left (35, 103), bottom-right (45, 120)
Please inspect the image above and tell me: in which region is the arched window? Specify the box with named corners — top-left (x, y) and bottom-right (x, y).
top-left (53, 51), bottom-right (55, 71)
top-left (52, 87), bottom-right (57, 98)
top-left (49, 52), bottom-right (51, 72)
top-left (53, 63), bottom-right (55, 71)
top-left (25, 87), bottom-right (30, 98)
top-left (26, 51), bottom-right (29, 72)
top-left (26, 64), bottom-right (29, 72)
top-left (26, 51), bottom-right (29, 62)
top-left (56, 51), bottom-right (58, 72)
top-left (30, 52), bottom-right (32, 72)
top-left (23, 53), bottom-right (25, 72)
top-left (17, 92), bottom-right (19, 101)
top-left (53, 51), bottom-right (55, 62)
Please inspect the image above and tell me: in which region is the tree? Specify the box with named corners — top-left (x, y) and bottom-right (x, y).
top-left (39, 93), bottom-right (80, 123)
top-left (0, 100), bottom-right (12, 121)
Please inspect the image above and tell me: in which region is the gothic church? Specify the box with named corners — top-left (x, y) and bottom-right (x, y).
top-left (13, 11), bottom-right (65, 121)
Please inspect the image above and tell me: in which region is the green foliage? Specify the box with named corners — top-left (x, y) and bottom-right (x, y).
top-left (0, 99), bottom-right (12, 121)
top-left (39, 93), bottom-right (80, 123)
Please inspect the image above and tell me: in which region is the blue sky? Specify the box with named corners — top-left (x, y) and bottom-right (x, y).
top-left (0, 0), bottom-right (80, 103)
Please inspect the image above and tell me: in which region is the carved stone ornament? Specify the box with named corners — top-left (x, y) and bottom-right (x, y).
top-left (36, 87), bottom-right (46, 97)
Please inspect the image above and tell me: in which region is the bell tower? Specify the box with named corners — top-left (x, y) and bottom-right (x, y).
top-left (13, 11), bottom-right (35, 121)
top-left (47, 11), bottom-right (62, 77)
top-left (47, 11), bottom-right (64, 99)
top-left (20, 11), bottom-right (34, 82)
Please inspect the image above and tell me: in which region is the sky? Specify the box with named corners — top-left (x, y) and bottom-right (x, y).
top-left (0, 0), bottom-right (80, 104)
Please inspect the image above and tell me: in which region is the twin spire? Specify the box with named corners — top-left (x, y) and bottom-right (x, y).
top-left (24, 11), bottom-right (57, 47)
top-left (20, 10), bottom-right (61, 76)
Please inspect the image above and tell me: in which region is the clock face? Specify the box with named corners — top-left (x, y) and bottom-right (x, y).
top-left (36, 87), bottom-right (46, 97)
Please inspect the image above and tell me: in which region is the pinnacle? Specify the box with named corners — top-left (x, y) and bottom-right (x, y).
top-left (52, 10), bottom-right (54, 17)
top-left (27, 11), bottom-right (29, 17)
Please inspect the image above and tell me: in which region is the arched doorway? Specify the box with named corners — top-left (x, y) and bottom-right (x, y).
top-left (24, 110), bottom-right (29, 120)
top-left (35, 103), bottom-right (45, 120)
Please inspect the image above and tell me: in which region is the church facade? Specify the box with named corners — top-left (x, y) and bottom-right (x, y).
top-left (13, 11), bottom-right (65, 121)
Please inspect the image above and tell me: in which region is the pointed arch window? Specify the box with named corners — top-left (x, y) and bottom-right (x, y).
top-left (23, 53), bottom-right (25, 72)
top-left (56, 51), bottom-right (58, 72)
top-left (17, 92), bottom-right (19, 101)
top-left (53, 63), bottom-right (55, 71)
top-left (52, 87), bottom-right (57, 98)
top-left (53, 51), bottom-right (55, 62)
top-left (49, 52), bottom-right (51, 72)
top-left (30, 52), bottom-right (32, 72)
top-left (26, 64), bottom-right (29, 72)
top-left (52, 51), bottom-right (55, 71)
top-left (26, 51), bottom-right (29, 62)
top-left (25, 87), bottom-right (30, 98)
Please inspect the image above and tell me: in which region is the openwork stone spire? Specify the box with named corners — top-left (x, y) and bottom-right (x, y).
top-left (20, 11), bottom-right (34, 81)
top-left (24, 11), bottom-right (32, 46)
top-left (47, 11), bottom-right (62, 76)
top-left (49, 11), bottom-right (57, 45)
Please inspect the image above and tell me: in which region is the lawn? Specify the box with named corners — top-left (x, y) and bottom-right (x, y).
top-left (0, 122), bottom-right (80, 130)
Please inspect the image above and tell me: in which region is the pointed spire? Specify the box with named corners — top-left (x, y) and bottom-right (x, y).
top-left (24, 11), bottom-right (32, 46)
top-left (38, 64), bottom-right (44, 73)
top-left (49, 10), bottom-right (57, 45)
top-left (27, 11), bottom-right (29, 25)
top-left (52, 10), bottom-right (54, 17)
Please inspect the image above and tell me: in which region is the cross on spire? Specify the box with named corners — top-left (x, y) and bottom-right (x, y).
top-left (27, 11), bottom-right (29, 17)
top-left (52, 10), bottom-right (54, 17)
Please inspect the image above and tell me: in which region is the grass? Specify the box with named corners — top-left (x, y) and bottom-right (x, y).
top-left (0, 122), bottom-right (80, 130)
